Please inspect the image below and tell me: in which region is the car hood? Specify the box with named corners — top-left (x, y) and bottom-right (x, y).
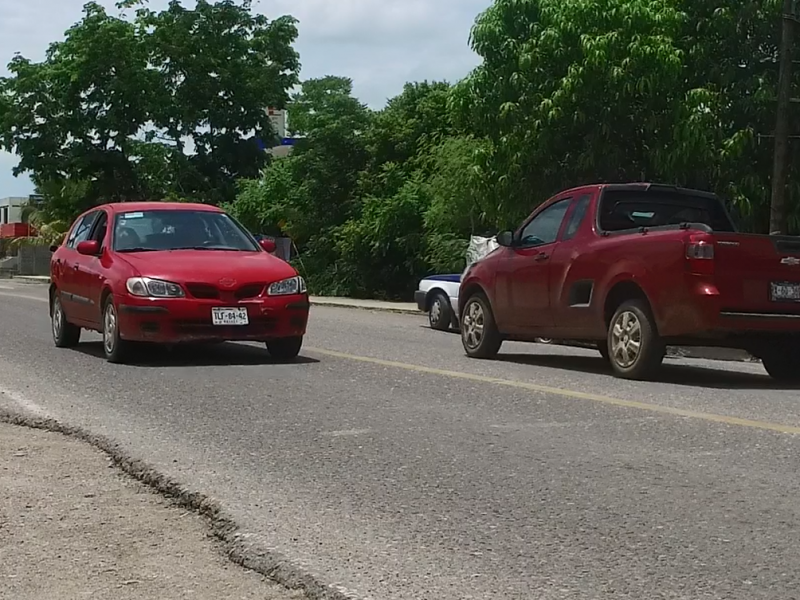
top-left (118, 250), bottom-right (298, 285)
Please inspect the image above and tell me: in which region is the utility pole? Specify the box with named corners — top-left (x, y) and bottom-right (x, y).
top-left (770, 0), bottom-right (796, 235)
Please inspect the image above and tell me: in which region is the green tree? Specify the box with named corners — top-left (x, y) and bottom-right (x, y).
top-left (453, 0), bottom-right (688, 221)
top-left (423, 135), bottom-right (494, 273)
top-left (137, 0), bottom-right (300, 205)
top-left (227, 76), bottom-right (372, 294)
top-left (671, 0), bottom-right (793, 232)
top-left (0, 2), bottom-right (157, 209)
top-left (0, 0), bottom-right (299, 217)
top-left (454, 0), bottom-right (797, 232)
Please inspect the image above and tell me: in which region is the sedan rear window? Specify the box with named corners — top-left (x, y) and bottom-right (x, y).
top-left (113, 209), bottom-right (259, 252)
top-left (598, 189), bottom-right (736, 233)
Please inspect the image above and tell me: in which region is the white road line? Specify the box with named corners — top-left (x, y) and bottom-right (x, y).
top-left (0, 388), bottom-right (50, 418)
top-left (0, 290), bottom-right (48, 302)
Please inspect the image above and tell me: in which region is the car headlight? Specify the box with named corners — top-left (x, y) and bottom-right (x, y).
top-left (126, 277), bottom-right (185, 298)
top-left (267, 275), bottom-right (306, 296)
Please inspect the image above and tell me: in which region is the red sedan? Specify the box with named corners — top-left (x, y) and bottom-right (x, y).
top-left (49, 202), bottom-right (309, 363)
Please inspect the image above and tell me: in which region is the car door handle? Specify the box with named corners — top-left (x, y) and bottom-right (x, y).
top-left (535, 252), bottom-right (549, 261)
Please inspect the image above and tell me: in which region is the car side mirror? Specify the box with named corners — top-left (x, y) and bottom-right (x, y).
top-left (76, 240), bottom-right (100, 256)
top-left (496, 230), bottom-right (515, 247)
top-left (259, 238), bottom-right (277, 253)
top-left (49, 244), bottom-right (59, 253)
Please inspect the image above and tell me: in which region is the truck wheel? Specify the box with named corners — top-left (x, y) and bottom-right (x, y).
top-left (761, 351), bottom-right (800, 382)
top-left (428, 291), bottom-right (452, 331)
top-left (607, 299), bottom-right (664, 380)
top-left (461, 293), bottom-right (502, 359)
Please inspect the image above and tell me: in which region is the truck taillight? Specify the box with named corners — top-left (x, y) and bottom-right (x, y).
top-left (685, 237), bottom-right (715, 275)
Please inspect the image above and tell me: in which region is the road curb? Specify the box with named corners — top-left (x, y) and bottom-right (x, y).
top-left (310, 298), bottom-right (417, 314)
top-left (0, 408), bottom-right (363, 600)
top-left (11, 275), bottom-right (50, 284)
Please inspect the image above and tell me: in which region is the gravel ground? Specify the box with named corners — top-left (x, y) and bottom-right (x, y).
top-left (0, 422), bottom-right (303, 600)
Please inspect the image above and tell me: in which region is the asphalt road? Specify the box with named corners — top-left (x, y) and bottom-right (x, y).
top-left (1, 280), bottom-right (800, 599)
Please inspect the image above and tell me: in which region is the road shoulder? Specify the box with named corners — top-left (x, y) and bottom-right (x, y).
top-left (0, 421), bottom-right (304, 600)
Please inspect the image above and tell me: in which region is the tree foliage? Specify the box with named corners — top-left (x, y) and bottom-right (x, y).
top-left (453, 0), bottom-right (796, 231)
top-left (0, 0), bottom-right (299, 213)
top-left (2, 0), bottom-right (796, 298)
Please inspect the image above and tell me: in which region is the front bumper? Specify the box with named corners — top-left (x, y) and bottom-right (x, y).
top-left (117, 293), bottom-right (309, 343)
top-left (414, 290), bottom-right (427, 311)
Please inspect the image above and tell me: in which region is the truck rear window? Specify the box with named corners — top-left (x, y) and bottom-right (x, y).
top-left (598, 189), bottom-right (736, 233)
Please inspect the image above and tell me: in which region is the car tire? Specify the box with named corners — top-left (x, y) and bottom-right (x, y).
top-left (267, 336), bottom-right (303, 361)
top-left (607, 299), bottom-right (664, 380)
top-left (761, 350), bottom-right (800, 382)
top-left (428, 291), bottom-right (452, 331)
top-left (597, 341), bottom-right (610, 361)
top-left (51, 292), bottom-right (81, 348)
top-left (461, 293), bottom-right (502, 359)
top-left (102, 297), bottom-right (130, 364)
top-left (536, 338), bottom-right (553, 344)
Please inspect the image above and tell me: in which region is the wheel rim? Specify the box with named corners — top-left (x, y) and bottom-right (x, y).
top-left (462, 300), bottom-right (485, 350)
top-left (611, 310), bottom-right (642, 368)
top-left (103, 303), bottom-right (117, 355)
top-left (52, 297), bottom-right (63, 341)
top-left (430, 298), bottom-right (442, 325)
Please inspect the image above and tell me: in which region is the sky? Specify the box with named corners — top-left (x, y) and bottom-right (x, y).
top-left (0, 0), bottom-right (491, 198)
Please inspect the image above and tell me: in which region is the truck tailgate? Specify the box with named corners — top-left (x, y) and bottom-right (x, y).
top-left (713, 234), bottom-right (800, 313)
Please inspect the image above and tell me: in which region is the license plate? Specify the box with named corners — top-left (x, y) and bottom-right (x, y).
top-left (770, 281), bottom-right (800, 302)
top-left (211, 307), bottom-right (249, 325)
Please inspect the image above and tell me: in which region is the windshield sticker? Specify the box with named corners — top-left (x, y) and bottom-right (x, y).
top-left (122, 212), bottom-right (144, 219)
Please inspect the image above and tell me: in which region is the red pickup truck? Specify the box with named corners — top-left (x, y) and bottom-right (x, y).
top-left (458, 183), bottom-right (800, 381)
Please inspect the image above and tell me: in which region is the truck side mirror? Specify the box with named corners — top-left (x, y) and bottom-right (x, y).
top-left (496, 230), bottom-right (515, 247)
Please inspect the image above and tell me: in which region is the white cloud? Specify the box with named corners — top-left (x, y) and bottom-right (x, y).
top-left (0, 0), bottom-right (489, 197)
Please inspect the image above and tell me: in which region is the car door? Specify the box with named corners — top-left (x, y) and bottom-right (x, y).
top-left (72, 210), bottom-right (109, 325)
top-left (547, 193), bottom-right (597, 336)
top-left (506, 197), bottom-right (572, 332)
top-left (56, 210), bottom-right (100, 323)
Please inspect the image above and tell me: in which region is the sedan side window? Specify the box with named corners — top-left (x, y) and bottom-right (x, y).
top-left (66, 212), bottom-right (99, 249)
top-left (518, 199), bottom-right (571, 247)
top-left (88, 211), bottom-right (109, 248)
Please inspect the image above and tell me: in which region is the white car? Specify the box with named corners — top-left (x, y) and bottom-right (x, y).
top-left (414, 275), bottom-right (461, 331)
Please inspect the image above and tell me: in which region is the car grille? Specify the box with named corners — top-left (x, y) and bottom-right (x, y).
top-left (185, 282), bottom-right (266, 301)
top-left (234, 284), bottom-right (265, 300)
top-left (185, 283), bottom-right (219, 299)
top-left (173, 315), bottom-right (279, 336)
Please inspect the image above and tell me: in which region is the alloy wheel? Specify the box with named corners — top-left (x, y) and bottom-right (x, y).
top-left (462, 300), bottom-right (485, 350)
top-left (103, 303), bottom-right (117, 356)
top-left (611, 310), bottom-right (642, 368)
top-left (52, 297), bottom-right (64, 341)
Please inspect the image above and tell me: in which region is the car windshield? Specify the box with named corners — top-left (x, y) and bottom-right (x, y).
top-left (112, 209), bottom-right (259, 252)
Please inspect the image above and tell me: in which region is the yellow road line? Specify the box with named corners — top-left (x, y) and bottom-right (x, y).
top-left (306, 347), bottom-right (800, 435)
